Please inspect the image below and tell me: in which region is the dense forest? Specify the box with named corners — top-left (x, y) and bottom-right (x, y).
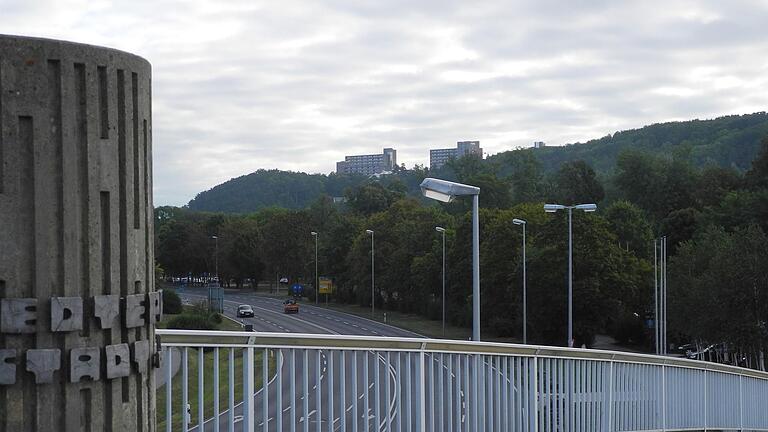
top-left (187, 112), bottom-right (768, 213)
top-left (157, 127), bottom-right (768, 368)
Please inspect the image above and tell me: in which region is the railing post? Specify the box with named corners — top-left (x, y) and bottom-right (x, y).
top-left (607, 359), bottom-right (614, 432)
top-left (267, 348), bottom-right (272, 432)
top-left (703, 369), bottom-right (707, 431)
top-left (183, 348), bottom-right (189, 431)
top-left (244, 346), bottom-right (255, 432)
top-left (419, 343), bottom-right (427, 432)
top-left (661, 364), bottom-right (666, 432)
top-left (739, 374), bottom-right (743, 431)
top-left (166, 347), bottom-right (173, 432)
top-left (214, 347), bottom-right (220, 432)
top-left (472, 355), bottom-right (479, 432)
top-left (230, 348), bottom-right (236, 432)
top-left (530, 356), bottom-right (538, 432)
top-left (199, 349), bottom-right (205, 429)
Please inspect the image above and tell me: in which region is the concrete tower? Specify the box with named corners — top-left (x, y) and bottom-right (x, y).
top-left (0, 35), bottom-right (158, 431)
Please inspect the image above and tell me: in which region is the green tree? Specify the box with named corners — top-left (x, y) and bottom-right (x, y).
top-left (499, 149), bottom-right (547, 204)
top-left (345, 182), bottom-right (399, 216)
top-left (670, 226), bottom-right (768, 351)
top-left (258, 209), bottom-right (313, 288)
top-left (218, 218), bottom-right (265, 288)
top-left (604, 200), bottom-right (654, 258)
top-left (745, 136), bottom-right (768, 190)
top-left (552, 160), bottom-right (605, 205)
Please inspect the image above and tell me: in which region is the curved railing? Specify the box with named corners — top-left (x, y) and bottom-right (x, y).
top-left (157, 329), bottom-right (768, 431)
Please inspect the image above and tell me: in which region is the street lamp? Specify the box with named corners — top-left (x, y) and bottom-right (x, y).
top-left (512, 218), bottom-right (527, 344)
top-left (543, 203), bottom-right (597, 347)
top-left (211, 235), bottom-right (219, 282)
top-left (366, 229), bottom-right (375, 319)
top-left (311, 231), bottom-right (318, 305)
top-left (435, 226), bottom-right (446, 338)
top-left (420, 178), bottom-right (481, 341)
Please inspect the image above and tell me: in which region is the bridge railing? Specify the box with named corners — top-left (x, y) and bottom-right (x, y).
top-left (156, 329), bottom-right (768, 432)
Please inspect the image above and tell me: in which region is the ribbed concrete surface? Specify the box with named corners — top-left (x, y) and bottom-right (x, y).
top-left (0, 34), bottom-right (156, 431)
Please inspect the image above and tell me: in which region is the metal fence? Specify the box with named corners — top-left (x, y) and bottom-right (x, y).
top-left (157, 330), bottom-right (768, 432)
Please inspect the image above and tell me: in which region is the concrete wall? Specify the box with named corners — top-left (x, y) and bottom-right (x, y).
top-left (0, 35), bottom-right (156, 431)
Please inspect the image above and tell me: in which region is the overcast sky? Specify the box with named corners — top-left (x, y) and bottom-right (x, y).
top-left (2, 0), bottom-right (767, 205)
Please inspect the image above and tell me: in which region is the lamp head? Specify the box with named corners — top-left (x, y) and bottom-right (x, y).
top-left (311, 231), bottom-right (317, 236)
top-left (435, 226), bottom-right (446, 233)
top-left (576, 203), bottom-right (597, 212)
top-left (365, 229), bottom-right (374, 235)
top-left (420, 178), bottom-right (480, 203)
top-left (544, 204), bottom-right (564, 213)
top-left (512, 218), bottom-right (526, 225)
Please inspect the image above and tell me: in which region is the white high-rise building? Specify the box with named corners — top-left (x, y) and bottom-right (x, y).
top-left (429, 141), bottom-right (483, 170)
top-left (336, 148), bottom-right (397, 175)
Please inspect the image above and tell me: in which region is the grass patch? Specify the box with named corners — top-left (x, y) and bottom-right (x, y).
top-left (156, 347), bottom-right (276, 430)
top-left (157, 306), bottom-right (244, 331)
top-left (156, 306), bottom-right (276, 430)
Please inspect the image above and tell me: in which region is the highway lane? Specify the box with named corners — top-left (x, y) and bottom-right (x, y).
top-left (178, 288), bottom-right (420, 432)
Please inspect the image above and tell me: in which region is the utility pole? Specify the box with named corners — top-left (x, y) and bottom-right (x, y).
top-left (311, 232), bottom-right (318, 304)
top-left (366, 230), bottom-right (375, 319)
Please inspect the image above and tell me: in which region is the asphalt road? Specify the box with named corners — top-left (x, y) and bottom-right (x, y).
top-left (175, 288), bottom-right (456, 432)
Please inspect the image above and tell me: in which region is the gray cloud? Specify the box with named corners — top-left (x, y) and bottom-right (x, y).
top-left (2, 0), bottom-right (767, 205)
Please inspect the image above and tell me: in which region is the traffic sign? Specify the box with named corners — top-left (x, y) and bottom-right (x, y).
top-left (291, 283), bottom-right (304, 296)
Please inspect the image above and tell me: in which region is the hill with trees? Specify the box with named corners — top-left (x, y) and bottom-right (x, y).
top-left (503, 111), bottom-right (768, 175)
top-left (187, 113), bottom-right (768, 213)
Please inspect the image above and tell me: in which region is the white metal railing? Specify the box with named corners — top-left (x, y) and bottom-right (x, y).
top-left (156, 330), bottom-right (768, 432)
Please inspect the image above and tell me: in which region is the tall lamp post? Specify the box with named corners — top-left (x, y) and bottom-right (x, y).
top-left (366, 229), bottom-right (375, 319)
top-left (543, 203), bottom-right (597, 347)
top-left (435, 226), bottom-right (447, 338)
top-left (420, 178), bottom-right (481, 341)
top-left (211, 235), bottom-right (219, 282)
top-left (210, 235), bottom-right (221, 313)
top-left (311, 231), bottom-right (318, 304)
top-left (512, 218), bottom-right (527, 344)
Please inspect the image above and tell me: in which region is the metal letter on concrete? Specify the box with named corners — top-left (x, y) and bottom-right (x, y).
top-left (26, 349), bottom-right (61, 384)
top-left (1, 298), bottom-right (38, 333)
top-left (50, 296), bottom-right (83, 332)
top-left (0, 35), bottom-right (156, 431)
top-left (0, 349), bottom-right (17, 384)
top-left (105, 343), bottom-right (131, 379)
top-left (70, 347), bottom-right (101, 383)
top-left (94, 294), bottom-right (121, 329)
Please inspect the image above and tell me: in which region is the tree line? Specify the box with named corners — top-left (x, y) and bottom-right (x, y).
top-left (157, 137), bottom-right (768, 365)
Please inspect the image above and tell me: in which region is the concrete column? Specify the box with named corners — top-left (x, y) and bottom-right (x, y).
top-left (0, 35), bottom-right (157, 431)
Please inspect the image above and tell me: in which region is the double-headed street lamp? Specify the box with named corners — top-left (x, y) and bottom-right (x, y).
top-left (512, 218), bottom-right (527, 344)
top-left (366, 229), bottom-right (375, 319)
top-left (435, 226), bottom-right (446, 338)
top-left (420, 178), bottom-right (481, 341)
top-left (311, 231), bottom-right (318, 304)
top-left (544, 203), bottom-right (597, 347)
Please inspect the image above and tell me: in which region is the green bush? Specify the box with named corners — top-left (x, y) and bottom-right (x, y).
top-left (162, 290), bottom-right (183, 314)
top-left (489, 315), bottom-right (518, 337)
top-left (212, 313), bottom-right (223, 324)
top-left (166, 314), bottom-right (215, 330)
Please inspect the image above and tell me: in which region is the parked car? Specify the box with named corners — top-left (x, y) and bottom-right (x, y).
top-left (283, 299), bottom-right (299, 314)
top-left (236, 305), bottom-right (254, 318)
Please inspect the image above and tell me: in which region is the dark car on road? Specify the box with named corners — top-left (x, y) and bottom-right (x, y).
top-left (237, 305), bottom-right (254, 318)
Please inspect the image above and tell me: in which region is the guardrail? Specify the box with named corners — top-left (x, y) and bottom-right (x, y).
top-left (157, 329), bottom-right (768, 432)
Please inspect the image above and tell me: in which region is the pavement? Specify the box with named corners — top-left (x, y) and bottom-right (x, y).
top-left (172, 288), bottom-right (454, 432)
